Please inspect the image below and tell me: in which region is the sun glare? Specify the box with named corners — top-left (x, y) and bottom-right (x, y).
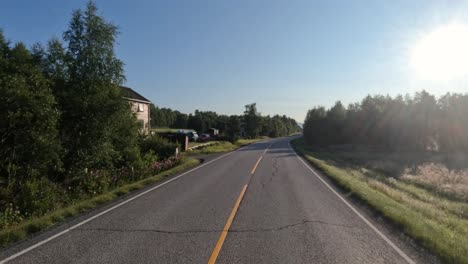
top-left (410, 23), bottom-right (468, 81)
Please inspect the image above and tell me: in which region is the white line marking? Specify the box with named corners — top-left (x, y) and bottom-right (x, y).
top-left (288, 141), bottom-right (416, 264)
top-left (0, 145), bottom-right (253, 264)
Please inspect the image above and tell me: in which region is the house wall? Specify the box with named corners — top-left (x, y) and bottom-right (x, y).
top-left (130, 101), bottom-right (150, 133)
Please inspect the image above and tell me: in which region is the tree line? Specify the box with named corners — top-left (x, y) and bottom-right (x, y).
top-left (303, 91), bottom-right (468, 152)
top-left (151, 103), bottom-right (300, 140)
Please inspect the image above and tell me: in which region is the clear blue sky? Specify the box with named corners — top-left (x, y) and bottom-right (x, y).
top-left (2, 0), bottom-right (468, 121)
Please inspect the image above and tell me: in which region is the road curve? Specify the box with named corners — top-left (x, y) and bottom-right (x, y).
top-left (0, 137), bottom-right (438, 263)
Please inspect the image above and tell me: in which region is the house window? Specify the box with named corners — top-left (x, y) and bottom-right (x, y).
top-left (137, 103), bottom-right (144, 112)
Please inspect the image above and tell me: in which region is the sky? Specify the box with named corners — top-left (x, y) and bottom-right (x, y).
top-left (1, 0), bottom-right (468, 122)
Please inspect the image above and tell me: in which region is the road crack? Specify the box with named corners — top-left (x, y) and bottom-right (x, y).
top-left (261, 157), bottom-right (280, 188)
top-left (230, 219), bottom-right (361, 233)
top-left (74, 227), bottom-right (219, 234)
top-left (74, 219), bottom-right (361, 235)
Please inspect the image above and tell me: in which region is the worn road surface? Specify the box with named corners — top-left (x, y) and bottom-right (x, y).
top-left (0, 137), bottom-right (438, 263)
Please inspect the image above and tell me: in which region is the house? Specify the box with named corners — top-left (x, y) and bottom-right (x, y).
top-left (120, 86), bottom-right (151, 133)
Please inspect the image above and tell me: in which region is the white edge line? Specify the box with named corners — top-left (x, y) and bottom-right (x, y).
top-left (0, 145), bottom-right (251, 264)
top-left (288, 142), bottom-right (416, 264)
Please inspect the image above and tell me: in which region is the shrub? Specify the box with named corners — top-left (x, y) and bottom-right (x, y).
top-left (150, 156), bottom-right (182, 174)
top-left (70, 169), bottom-right (111, 197)
top-left (16, 177), bottom-right (61, 217)
top-left (0, 204), bottom-right (23, 229)
top-left (140, 135), bottom-right (179, 160)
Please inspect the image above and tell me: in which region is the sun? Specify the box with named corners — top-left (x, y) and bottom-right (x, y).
top-left (409, 23), bottom-right (468, 81)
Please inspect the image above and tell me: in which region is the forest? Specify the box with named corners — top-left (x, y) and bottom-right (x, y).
top-left (303, 91), bottom-right (468, 153)
top-left (150, 103), bottom-right (300, 140)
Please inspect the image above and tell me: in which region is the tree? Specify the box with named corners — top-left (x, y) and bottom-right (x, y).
top-left (147, 103), bottom-right (299, 139)
top-left (174, 111), bottom-right (189, 128)
top-left (243, 103), bottom-right (261, 138)
top-left (0, 34), bottom-right (61, 208)
top-left (326, 101), bottom-right (346, 143)
top-left (226, 115), bottom-right (241, 141)
top-left (188, 111), bottom-right (203, 132)
top-left (301, 91), bottom-right (468, 153)
top-left (438, 93), bottom-right (468, 152)
top-left (303, 106), bottom-right (327, 145)
top-left (39, 1), bottom-right (141, 179)
top-left (214, 115), bottom-right (229, 134)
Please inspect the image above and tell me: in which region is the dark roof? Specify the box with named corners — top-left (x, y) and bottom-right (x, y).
top-left (120, 86), bottom-right (151, 103)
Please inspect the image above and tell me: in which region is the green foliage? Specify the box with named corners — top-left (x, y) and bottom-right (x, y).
top-left (70, 169), bottom-right (111, 197)
top-left (150, 102), bottom-right (300, 140)
top-left (438, 93), bottom-right (468, 152)
top-left (140, 135), bottom-right (178, 160)
top-left (226, 115), bottom-right (241, 142)
top-left (36, 2), bottom-right (143, 179)
top-left (0, 204), bottom-right (23, 229)
top-left (150, 105), bottom-right (189, 128)
top-left (187, 110), bottom-right (220, 133)
top-left (243, 103), bottom-right (261, 138)
top-left (303, 91), bottom-right (468, 152)
top-left (0, 158), bottom-right (200, 247)
top-left (260, 114), bottom-right (299, 138)
top-left (16, 178), bottom-right (61, 216)
top-left (0, 2), bottom-right (145, 229)
top-left (0, 32), bottom-right (62, 206)
top-left (64, 2), bottom-right (125, 84)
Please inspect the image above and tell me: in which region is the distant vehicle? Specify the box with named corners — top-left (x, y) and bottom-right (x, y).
top-left (198, 134), bottom-right (211, 142)
top-left (208, 128), bottom-right (219, 137)
top-left (187, 131), bottom-right (199, 142)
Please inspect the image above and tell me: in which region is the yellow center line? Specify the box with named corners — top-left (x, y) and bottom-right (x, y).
top-left (251, 143), bottom-right (272, 175)
top-left (208, 184), bottom-right (248, 264)
top-left (208, 142), bottom-right (273, 264)
top-left (251, 156), bottom-right (263, 175)
top-left (264, 143), bottom-right (273, 154)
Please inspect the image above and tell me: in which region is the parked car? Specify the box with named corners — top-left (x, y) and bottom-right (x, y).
top-left (198, 134), bottom-right (211, 142)
top-left (187, 131), bottom-right (199, 142)
top-left (208, 128), bottom-right (219, 138)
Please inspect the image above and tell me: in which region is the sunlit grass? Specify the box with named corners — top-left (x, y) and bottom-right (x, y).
top-left (188, 141), bottom-right (237, 154)
top-left (236, 137), bottom-right (267, 146)
top-left (187, 138), bottom-right (266, 155)
top-left (187, 141), bottom-right (217, 148)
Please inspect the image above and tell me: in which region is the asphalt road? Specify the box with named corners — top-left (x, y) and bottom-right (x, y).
top-left (0, 137), bottom-right (439, 264)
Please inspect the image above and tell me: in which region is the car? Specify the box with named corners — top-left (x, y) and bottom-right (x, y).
top-left (187, 131), bottom-right (199, 142)
top-left (198, 134), bottom-right (211, 142)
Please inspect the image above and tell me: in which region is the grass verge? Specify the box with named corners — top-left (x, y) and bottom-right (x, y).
top-left (291, 137), bottom-right (468, 264)
top-left (187, 141), bottom-right (210, 148)
top-left (236, 137), bottom-right (268, 146)
top-left (0, 157), bottom-right (200, 248)
top-left (187, 141), bottom-right (238, 155)
top-left (187, 138), bottom-right (266, 155)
